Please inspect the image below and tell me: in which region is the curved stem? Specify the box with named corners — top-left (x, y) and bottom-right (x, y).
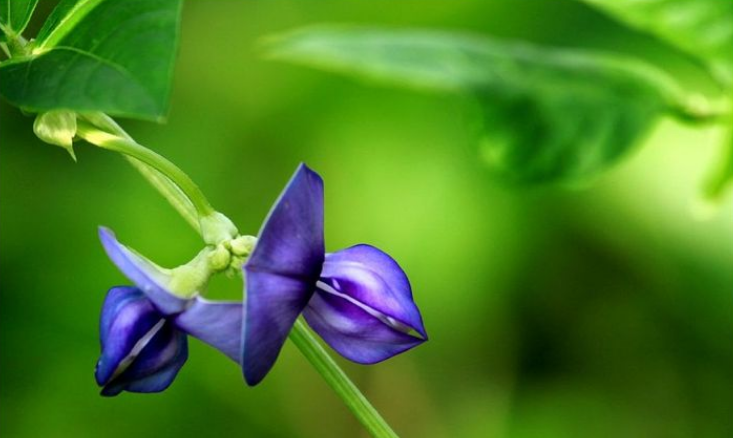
top-left (80, 113), bottom-right (201, 233)
top-left (289, 319), bottom-right (400, 438)
top-left (75, 121), bottom-right (215, 218)
top-left (127, 157), bottom-right (201, 231)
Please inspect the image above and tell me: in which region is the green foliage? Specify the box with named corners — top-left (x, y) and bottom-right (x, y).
top-left (579, 0), bottom-right (733, 88)
top-left (0, 0), bottom-right (182, 121)
top-left (2, 3), bottom-right (733, 438)
top-left (704, 129), bottom-right (733, 200)
top-left (0, 0), bottom-right (37, 42)
top-left (266, 27), bottom-right (687, 184)
top-left (578, 0), bottom-right (733, 199)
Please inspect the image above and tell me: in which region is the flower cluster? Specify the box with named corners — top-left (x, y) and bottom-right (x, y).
top-left (95, 164), bottom-right (426, 394)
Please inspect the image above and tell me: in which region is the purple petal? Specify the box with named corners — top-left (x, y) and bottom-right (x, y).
top-left (100, 320), bottom-right (188, 396)
top-left (99, 227), bottom-right (189, 315)
top-left (303, 289), bottom-right (425, 364)
top-left (320, 245), bottom-right (427, 338)
top-left (243, 163), bottom-right (325, 385)
top-left (96, 286), bottom-right (162, 386)
top-left (174, 298), bottom-right (243, 363)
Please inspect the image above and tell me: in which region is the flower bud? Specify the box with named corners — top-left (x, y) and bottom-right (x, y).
top-left (207, 244), bottom-right (232, 271)
top-left (230, 235), bottom-right (257, 257)
top-left (33, 111), bottom-right (77, 160)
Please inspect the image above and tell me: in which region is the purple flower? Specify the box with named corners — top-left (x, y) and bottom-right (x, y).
top-left (243, 164), bottom-right (427, 385)
top-left (95, 163), bottom-right (426, 393)
top-left (96, 228), bottom-right (242, 396)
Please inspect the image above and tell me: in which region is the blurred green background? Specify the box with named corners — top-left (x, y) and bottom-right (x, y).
top-left (1, 1), bottom-right (732, 437)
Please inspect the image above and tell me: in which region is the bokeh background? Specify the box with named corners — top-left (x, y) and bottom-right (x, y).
top-left (1, 1), bottom-right (732, 437)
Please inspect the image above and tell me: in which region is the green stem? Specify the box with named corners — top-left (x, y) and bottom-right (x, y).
top-left (1, 27), bottom-right (30, 57)
top-left (80, 113), bottom-right (201, 233)
top-left (0, 41), bottom-right (10, 58)
top-left (289, 319), bottom-right (400, 438)
top-left (75, 121), bottom-right (215, 219)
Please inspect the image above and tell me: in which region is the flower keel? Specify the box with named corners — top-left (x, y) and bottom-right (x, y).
top-left (96, 286), bottom-right (188, 396)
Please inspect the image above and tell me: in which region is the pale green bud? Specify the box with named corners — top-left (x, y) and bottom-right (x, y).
top-left (34, 111), bottom-right (78, 160)
top-left (208, 244), bottom-right (232, 271)
top-left (200, 212), bottom-right (239, 245)
top-left (230, 235), bottom-right (257, 256)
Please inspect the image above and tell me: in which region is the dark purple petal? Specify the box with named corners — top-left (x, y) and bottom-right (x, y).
top-left (303, 289), bottom-right (425, 364)
top-left (174, 298), bottom-right (243, 363)
top-left (320, 245), bottom-right (427, 338)
top-left (96, 286), bottom-right (162, 386)
top-left (99, 227), bottom-right (189, 315)
top-left (100, 320), bottom-right (188, 396)
top-left (243, 163), bottom-right (325, 385)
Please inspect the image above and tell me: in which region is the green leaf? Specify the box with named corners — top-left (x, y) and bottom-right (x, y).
top-left (0, 0), bottom-right (38, 42)
top-left (0, 0), bottom-right (183, 121)
top-left (265, 27), bottom-right (686, 184)
top-left (33, 110), bottom-right (77, 160)
top-left (703, 128), bottom-right (733, 201)
top-left (579, 0), bottom-right (733, 88)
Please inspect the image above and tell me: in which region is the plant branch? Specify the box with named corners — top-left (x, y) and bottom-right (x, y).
top-left (289, 319), bottom-right (400, 438)
top-left (75, 120), bottom-right (215, 219)
top-left (79, 113), bottom-right (201, 233)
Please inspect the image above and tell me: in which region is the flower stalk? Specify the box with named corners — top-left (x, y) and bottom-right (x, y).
top-left (289, 319), bottom-right (400, 438)
top-left (80, 113), bottom-right (201, 233)
top-left (75, 121), bottom-right (215, 219)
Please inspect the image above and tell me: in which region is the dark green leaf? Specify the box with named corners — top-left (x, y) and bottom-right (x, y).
top-left (0, 0), bottom-right (38, 42)
top-left (579, 0), bottom-right (733, 88)
top-left (265, 27), bottom-right (686, 184)
top-left (0, 0), bottom-right (182, 121)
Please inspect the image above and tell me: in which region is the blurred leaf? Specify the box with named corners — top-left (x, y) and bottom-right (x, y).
top-left (0, 0), bottom-right (38, 42)
top-left (266, 27), bottom-right (686, 184)
top-left (0, 0), bottom-right (182, 121)
top-left (703, 128), bottom-right (733, 201)
top-left (579, 0), bottom-right (733, 88)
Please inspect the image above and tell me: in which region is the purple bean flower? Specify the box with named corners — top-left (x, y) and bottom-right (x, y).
top-left (242, 164), bottom-right (427, 385)
top-left (96, 228), bottom-right (242, 396)
top-left (95, 163), bottom-right (426, 393)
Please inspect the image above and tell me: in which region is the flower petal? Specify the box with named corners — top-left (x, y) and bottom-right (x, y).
top-left (320, 244), bottom-right (427, 338)
top-left (174, 297), bottom-right (243, 363)
top-left (243, 163), bottom-right (325, 385)
top-left (100, 320), bottom-right (188, 396)
top-left (303, 289), bottom-right (425, 364)
top-left (95, 286), bottom-right (162, 386)
top-left (99, 227), bottom-right (189, 315)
